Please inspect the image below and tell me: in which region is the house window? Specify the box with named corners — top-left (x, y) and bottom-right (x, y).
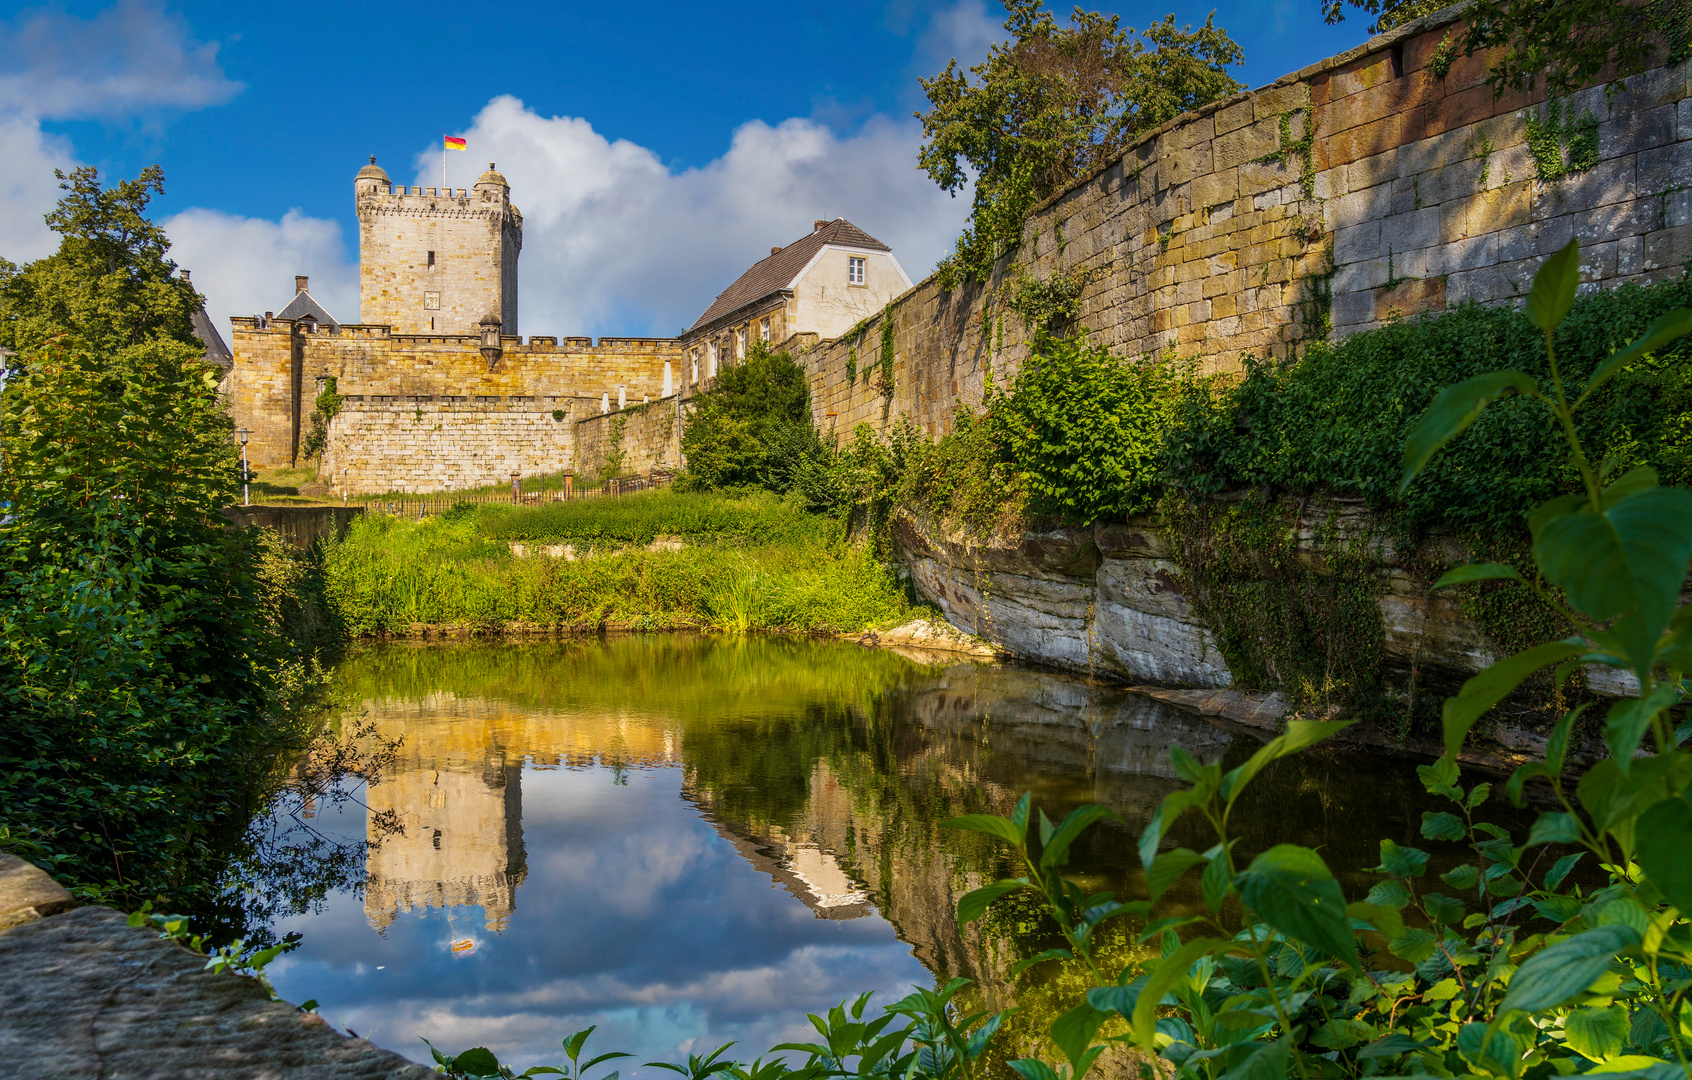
top-left (848, 256), bottom-right (865, 285)
top-left (737, 327), bottom-right (747, 357)
top-left (427, 250), bottom-right (436, 267)
top-left (424, 291), bottom-right (441, 310)
top-left (760, 318), bottom-right (770, 342)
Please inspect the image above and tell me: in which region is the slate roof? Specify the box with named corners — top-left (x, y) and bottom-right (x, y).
top-left (191, 306), bottom-right (232, 375)
top-left (275, 288), bottom-right (339, 328)
top-left (689, 219), bottom-right (891, 332)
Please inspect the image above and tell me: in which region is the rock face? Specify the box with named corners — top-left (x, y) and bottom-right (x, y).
top-left (892, 506), bottom-right (1523, 695)
top-left (0, 857), bottom-right (433, 1079)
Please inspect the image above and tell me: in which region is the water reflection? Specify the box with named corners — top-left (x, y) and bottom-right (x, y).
top-left (261, 635), bottom-right (1496, 1075)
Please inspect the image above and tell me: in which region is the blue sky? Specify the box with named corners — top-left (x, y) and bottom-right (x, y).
top-left (0, 0), bottom-right (1370, 338)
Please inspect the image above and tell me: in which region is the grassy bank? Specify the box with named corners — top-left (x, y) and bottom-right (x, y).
top-left (322, 491), bottom-right (910, 636)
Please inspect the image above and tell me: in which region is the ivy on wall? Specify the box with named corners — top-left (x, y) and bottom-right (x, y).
top-left (1162, 493), bottom-right (1390, 718)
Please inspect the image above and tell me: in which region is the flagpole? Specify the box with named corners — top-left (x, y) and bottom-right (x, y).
top-left (442, 137), bottom-right (447, 190)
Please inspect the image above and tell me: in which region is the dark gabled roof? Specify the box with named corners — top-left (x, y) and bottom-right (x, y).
top-left (275, 288), bottom-right (339, 328)
top-left (689, 219), bottom-right (891, 332)
top-left (191, 306), bottom-right (232, 374)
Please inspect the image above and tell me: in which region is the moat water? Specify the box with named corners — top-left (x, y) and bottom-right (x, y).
top-left (259, 635), bottom-right (1491, 1074)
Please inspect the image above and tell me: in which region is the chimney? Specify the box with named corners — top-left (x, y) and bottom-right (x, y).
top-left (180, 270), bottom-right (191, 283)
top-left (295, 275), bottom-right (309, 294)
top-left (770, 246), bottom-right (782, 255)
top-left (813, 219), bottom-right (829, 233)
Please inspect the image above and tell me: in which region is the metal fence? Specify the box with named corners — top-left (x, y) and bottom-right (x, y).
top-left (353, 470), bottom-right (675, 520)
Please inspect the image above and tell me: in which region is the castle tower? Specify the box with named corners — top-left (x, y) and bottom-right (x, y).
top-left (354, 156), bottom-right (522, 335)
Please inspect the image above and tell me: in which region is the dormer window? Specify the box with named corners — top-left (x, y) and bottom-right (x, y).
top-left (848, 256), bottom-right (865, 285)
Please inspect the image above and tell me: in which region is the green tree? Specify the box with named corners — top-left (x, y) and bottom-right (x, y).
top-left (1322, 0), bottom-right (1688, 98)
top-left (918, 0), bottom-right (1242, 285)
top-left (0, 338), bottom-right (290, 913)
top-left (680, 343), bottom-right (822, 492)
top-left (0, 165), bottom-right (203, 355)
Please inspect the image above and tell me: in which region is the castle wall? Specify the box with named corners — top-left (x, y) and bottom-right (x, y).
top-left (319, 396), bottom-right (583, 495)
top-left (227, 318), bottom-right (681, 484)
top-left (803, 9), bottom-right (1692, 440)
top-left (573, 396), bottom-right (684, 481)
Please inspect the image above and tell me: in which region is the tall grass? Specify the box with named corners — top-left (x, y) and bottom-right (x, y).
top-left (322, 503), bottom-right (907, 636)
top-left (475, 489), bottom-right (825, 547)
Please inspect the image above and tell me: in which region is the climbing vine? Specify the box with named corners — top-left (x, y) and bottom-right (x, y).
top-left (1005, 267), bottom-right (1086, 333)
top-left (875, 305), bottom-right (895, 397)
top-left (1254, 106), bottom-right (1317, 198)
top-left (1525, 98), bottom-right (1599, 183)
top-left (1161, 492), bottom-right (1390, 720)
top-left (300, 376), bottom-right (342, 460)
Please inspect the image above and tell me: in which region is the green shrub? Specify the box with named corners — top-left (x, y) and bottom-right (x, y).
top-left (680, 343), bottom-right (819, 491)
top-left (1165, 280), bottom-right (1692, 537)
top-left (0, 340), bottom-right (297, 912)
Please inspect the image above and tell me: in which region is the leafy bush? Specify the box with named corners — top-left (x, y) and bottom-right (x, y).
top-left (1165, 278), bottom-right (1692, 537)
top-left (0, 340), bottom-right (295, 912)
top-left (680, 343), bottom-right (821, 492)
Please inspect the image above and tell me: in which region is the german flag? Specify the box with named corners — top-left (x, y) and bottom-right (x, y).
top-left (444, 136), bottom-right (467, 151)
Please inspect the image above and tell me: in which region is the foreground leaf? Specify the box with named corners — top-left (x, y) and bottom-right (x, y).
top-left (1234, 845), bottom-right (1359, 969)
top-left (1499, 924), bottom-right (1641, 1014)
top-left (1401, 371), bottom-right (1541, 491)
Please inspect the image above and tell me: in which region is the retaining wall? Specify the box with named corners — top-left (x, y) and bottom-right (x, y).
top-left (806, 5), bottom-right (1692, 440)
top-left (573, 396), bottom-right (684, 481)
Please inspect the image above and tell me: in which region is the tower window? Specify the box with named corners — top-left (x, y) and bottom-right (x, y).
top-left (848, 256), bottom-right (865, 285)
top-left (427, 250), bottom-right (436, 267)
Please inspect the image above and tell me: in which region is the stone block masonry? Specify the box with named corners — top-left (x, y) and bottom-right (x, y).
top-left (805, 4), bottom-right (1692, 441)
top-left (574, 394), bottom-right (684, 481)
top-left (227, 318), bottom-right (682, 490)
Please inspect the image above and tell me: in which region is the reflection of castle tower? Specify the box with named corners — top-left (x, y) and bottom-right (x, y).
top-left (363, 748), bottom-right (528, 933)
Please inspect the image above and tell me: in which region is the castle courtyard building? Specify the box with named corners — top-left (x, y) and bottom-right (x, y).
top-left (679, 219), bottom-right (911, 386)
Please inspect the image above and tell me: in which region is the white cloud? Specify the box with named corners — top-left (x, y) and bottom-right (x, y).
top-left (0, 0), bottom-right (240, 120)
top-left (409, 95), bottom-right (971, 338)
top-left (0, 114), bottom-right (78, 263)
top-left (911, 0), bottom-right (1006, 83)
top-left (163, 208), bottom-right (358, 336)
top-left (0, 1), bottom-right (242, 272)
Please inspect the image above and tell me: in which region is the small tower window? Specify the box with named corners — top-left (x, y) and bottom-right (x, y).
top-left (848, 256), bottom-right (865, 285)
top-left (427, 250), bottom-right (436, 267)
top-left (424, 291), bottom-right (441, 310)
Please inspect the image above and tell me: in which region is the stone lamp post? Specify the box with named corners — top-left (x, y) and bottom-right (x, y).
top-left (236, 428), bottom-right (251, 506)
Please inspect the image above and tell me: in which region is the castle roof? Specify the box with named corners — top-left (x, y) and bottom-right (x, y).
top-left (357, 155), bottom-right (389, 182)
top-left (689, 218), bottom-right (891, 332)
top-left (191, 306), bottom-right (232, 374)
top-left (476, 163), bottom-right (508, 188)
top-left (275, 286), bottom-right (339, 329)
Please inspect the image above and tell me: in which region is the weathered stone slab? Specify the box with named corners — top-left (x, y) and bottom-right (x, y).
top-left (0, 853), bottom-right (74, 931)
top-left (0, 906), bottom-right (434, 1080)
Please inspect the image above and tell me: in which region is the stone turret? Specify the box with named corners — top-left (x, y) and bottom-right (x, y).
top-left (355, 156), bottom-right (522, 336)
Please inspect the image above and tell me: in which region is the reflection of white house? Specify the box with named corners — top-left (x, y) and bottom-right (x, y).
top-left (679, 219), bottom-right (913, 388)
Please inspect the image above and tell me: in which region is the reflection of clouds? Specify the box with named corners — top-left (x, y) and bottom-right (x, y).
top-left (268, 763), bottom-right (930, 1074)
